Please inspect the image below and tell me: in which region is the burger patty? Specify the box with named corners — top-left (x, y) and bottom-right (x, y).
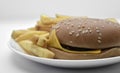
top-left (61, 44), bottom-right (120, 55)
top-left (61, 44), bottom-right (112, 52)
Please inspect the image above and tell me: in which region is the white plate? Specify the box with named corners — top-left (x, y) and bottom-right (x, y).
top-left (8, 39), bottom-right (120, 68)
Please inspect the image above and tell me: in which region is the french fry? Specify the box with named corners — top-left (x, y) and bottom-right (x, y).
top-left (37, 21), bottom-right (43, 25)
top-left (37, 36), bottom-right (48, 47)
top-left (19, 40), bottom-right (55, 58)
top-left (56, 14), bottom-right (71, 18)
top-left (30, 33), bottom-right (49, 45)
top-left (12, 30), bottom-right (29, 39)
top-left (31, 45), bottom-right (55, 58)
top-left (106, 18), bottom-right (118, 23)
top-left (19, 40), bottom-right (34, 55)
top-left (28, 27), bottom-right (36, 31)
top-left (53, 14), bottom-right (71, 23)
top-left (41, 15), bottom-right (55, 25)
top-left (35, 24), bottom-right (53, 31)
top-left (30, 35), bottom-right (39, 44)
top-left (41, 14), bottom-right (70, 25)
top-left (53, 18), bottom-right (69, 23)
top-left (36, 14), bottom-right (71, 31)
top-left (15, 31), bottom-right (48, 42)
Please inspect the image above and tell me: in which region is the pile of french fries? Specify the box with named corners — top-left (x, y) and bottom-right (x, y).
top-left (12, 14), bottom-right (71, 58)
top-left (36, 14), bottom-right (71, 32)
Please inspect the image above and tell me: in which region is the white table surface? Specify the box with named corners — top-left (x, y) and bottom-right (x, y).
top-left (0, 20), bottom-right (120, 73)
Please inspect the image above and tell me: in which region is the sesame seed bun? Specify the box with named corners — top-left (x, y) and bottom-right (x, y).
top-left (54, 18), bottom-right (120, 49)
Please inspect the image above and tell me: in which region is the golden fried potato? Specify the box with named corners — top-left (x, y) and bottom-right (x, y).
top-left (12, 30), bottom-right (29, 39)
top-left (30, 35), bottom-right (39, 44)
top-left (37, 36), bottom-right (47, 47)
top-left (36, 14), bottom-right (71, 31)
top-left (19, 40), bottom-right (34, 55)
top-left (28, 27), bottom-right (36, 31)
top-left (15, 31), bottom-right (48, 42)
top-left (41, 15), bottom-right (55, 25)
top-left (19, 40), bottom-right (55, 58)
top-left (30, 33), bottom-right (49, 46)
top-left (41, 14), bottom-right (71, 25)
top-left (31, 45), bottom-right (55, 58)
top-left (37, 21), bottom-right (43, 25)
top-left (53, 18), bottom-right (69, 23)
top-left (35, 24), bottom-right (53, 31)
top-left (56, 14), bottom-right (71, 18)
top-left (39, 32), bottom-right (49, 37)
top-left (106, 18), bottom-right (118, 23)
top-left (36, 33), bottom-right (49, 47)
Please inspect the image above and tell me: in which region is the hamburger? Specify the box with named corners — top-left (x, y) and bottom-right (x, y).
top-left (47, 17), bottom-right (120, 60)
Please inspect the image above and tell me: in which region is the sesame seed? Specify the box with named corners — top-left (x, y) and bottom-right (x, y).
top-left (98, 33), bottom-right (102, 36)
top-left (78, 29), bottom-right (82, 32)
top-left (69, 32), bottom-right (73, 35)
top-left (69, 31), bottom-right (75, 35)
top-left (89, 30), bottom-right (92, 33)
top-left (70, 41), bottom-right (73, 43)
top-left (71, 31), bottom-right (75, 33)
top-left (96, 27), bottom-right (98, 29)
top-left (76, 33), bottom-right (79, 37)
top-left (85, 30), bottom-right (88, 33)
top-left (67, 27), bottom-right (69, 29)
top-left (78, 25), bottom-right (81, 28)
top-left (98, 36), bottom-right (102, 39)
top-left (82, 31), bottom-right (86, 34)
top-left (96, 29), bottom-right (100, 33)
top-left (88, 27), bottom-right (90, 30)
top-left (102, 25), bottom-right (104, 28)
top-left (71, 24), bottom-right (74, 27)
top-left (97, 40), bottom-right (101, 43)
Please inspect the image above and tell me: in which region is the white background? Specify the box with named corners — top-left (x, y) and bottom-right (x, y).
top-left (0, 0), bottom-right (120, 73)
top-left (0, 0), bottom-right (120, 21)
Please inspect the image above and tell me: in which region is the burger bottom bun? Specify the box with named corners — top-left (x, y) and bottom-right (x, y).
top-left (48, 47), bottom-right (120, 60)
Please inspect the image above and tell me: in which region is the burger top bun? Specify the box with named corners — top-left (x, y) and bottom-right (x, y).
top-left (52, 18), bottom-right (120, 49)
